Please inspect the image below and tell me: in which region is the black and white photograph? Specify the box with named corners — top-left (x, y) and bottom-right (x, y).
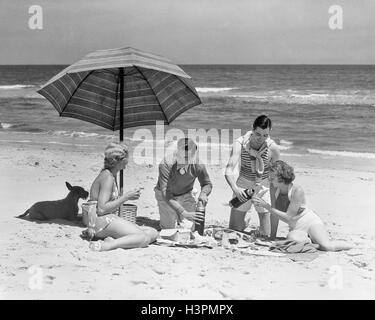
top-left (0, 0), bottom-right (374, 301)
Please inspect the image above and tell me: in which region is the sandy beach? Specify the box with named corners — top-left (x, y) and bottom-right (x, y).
top-left (2, 0), bottom-right (375, 304)
top-left (0, 131), bottom-right (375, 300)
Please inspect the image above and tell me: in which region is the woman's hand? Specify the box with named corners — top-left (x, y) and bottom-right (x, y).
top-left (124, 188), bottom-right (142, 201)
top-left (233, 187), bottom-right (248, 203)
top-left (182, 211), bottom-right (205, 223)
top-left (252, 195), bottom-right (271, 210)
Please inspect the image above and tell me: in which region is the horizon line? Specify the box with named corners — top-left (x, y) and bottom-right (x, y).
top-left (1, 63), bottom-right (375, 66)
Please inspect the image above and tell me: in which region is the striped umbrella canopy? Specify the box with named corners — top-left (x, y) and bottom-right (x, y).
top-left (37, 47), bottom-right (202, 189)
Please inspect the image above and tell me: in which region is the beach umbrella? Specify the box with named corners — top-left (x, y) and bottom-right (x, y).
top-left (37, 47), bottom-right (202, 190)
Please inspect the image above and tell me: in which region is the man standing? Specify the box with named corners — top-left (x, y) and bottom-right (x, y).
top-left (225, 115), bottom-right (280, 238)
top-left (155, 138), bottom-right (213, 229)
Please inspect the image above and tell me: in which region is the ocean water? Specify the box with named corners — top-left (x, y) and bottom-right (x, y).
top-left (0, 64), bottom-right (375, 158)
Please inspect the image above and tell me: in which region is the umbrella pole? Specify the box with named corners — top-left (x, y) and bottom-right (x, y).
top-left (119, 67), bottom-right (124, 193)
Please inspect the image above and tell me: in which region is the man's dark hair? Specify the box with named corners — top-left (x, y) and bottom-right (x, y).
top-left (252, 115), bottom-right (272, 130)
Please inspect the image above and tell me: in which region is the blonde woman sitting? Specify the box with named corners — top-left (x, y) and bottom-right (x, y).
top-left (86, 143), bottom-right (158, 251)
top-left (252, 160), bottom-right (352, 251)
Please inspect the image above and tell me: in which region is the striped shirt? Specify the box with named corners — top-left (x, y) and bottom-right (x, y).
top-left (237, 131), bottom-right (275, 182)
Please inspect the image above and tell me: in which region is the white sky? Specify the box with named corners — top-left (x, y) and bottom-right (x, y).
top-left (1, 0), bottom-right (374, 64)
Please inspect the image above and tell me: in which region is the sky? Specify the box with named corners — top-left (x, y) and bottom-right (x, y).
top-left (0, 0), bottom-right (374, 64)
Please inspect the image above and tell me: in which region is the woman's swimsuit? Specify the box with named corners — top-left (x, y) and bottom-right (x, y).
top-left (275, 184), bottom-right (323, 234)
top-left (92, 171), bottom-right (121, 234)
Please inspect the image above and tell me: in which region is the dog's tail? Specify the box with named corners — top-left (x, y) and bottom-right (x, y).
top-left (17, 209), bottom-right (29, 219)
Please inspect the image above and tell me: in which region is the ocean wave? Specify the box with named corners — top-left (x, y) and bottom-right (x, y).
top-left (276, 144), bottom-right (292, 151)
top-left (0, 138), bottom-right (92, 147)
top-left (0, 122), bottom-right (46, 133)
top-left (280, 139), bottom-right (293, 146)
top-left (0, 122), bottom-right (14, 129)
top-left (229, 93), bottom-right (375, 106)
top-left (279, 153), bottom-right (304, 157)
top-left (290, 93), bottom-right (329, 98)
top-left (307, 148), bottom-right (375, 159)
top-left (47, 141), bottom-right (93, 147)
top-left (135, 137), bottom-right (292, 152)
top-left (51, 130), bottom-right (113, 139)
top-left (1, 122), bottom-right (38, 131)
top-left (0, 85), bottom-right (35, 90)
top-left (137, 138), bottom-right (229, 149)
top-left (201, 89), bottom-right (375, 106)
top-left (197, 87), bottom-right (237, 93)
top-left (274, 139), bottom-right (293, 150)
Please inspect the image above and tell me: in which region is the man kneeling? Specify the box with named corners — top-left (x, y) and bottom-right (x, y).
top-left (154, 138), bottom-right (213, 229)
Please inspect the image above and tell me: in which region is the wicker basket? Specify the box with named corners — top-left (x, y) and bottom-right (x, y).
top-left (119, 203), bottom-right (137, 223)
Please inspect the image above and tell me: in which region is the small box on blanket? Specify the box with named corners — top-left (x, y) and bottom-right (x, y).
top-left (160, 229), bottom-right (191, 244)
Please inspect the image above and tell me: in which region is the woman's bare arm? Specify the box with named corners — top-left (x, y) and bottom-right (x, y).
top-left (253, 185), bottom-right (305, 224)
top-left (96, 176), bottom-right (129, 215)
top-left (225, 141), bottom-right (249, 202)
top-left (269, 142), bottom-right (281, 238)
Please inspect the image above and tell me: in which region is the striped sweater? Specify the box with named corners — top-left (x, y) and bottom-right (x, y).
top-left (237, 131), bottom-right (275, 182)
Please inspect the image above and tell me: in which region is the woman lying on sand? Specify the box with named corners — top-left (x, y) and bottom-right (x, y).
top-left (252, 160), bottom-right (352, 251)
top-left (85, 143), bottom-right (158, 251)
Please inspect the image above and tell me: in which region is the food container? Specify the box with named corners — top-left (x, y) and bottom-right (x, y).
top-left (159, 228), bottom-right (191, 244)
top-left (176, 229), bottom-right (191, 244)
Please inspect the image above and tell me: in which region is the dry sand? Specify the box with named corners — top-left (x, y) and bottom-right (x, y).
top-left (1, 132), bottom-right (375, 299)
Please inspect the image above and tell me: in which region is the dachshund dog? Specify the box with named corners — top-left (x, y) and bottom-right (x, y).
top-left (18, 182), bottom-right (89, 221)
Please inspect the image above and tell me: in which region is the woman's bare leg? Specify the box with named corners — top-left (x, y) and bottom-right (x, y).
top-left (140, 226), bottom-right (159, 243)
top-left (91, 219), bottom-right (156, 251)
top-left (308, 224), bottom-right (352, 251)
top-left (270, 214), bottom-right (279, 240)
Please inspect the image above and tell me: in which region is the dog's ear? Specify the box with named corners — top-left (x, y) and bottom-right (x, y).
top-left (65, 182), bottom-right (72, 190)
